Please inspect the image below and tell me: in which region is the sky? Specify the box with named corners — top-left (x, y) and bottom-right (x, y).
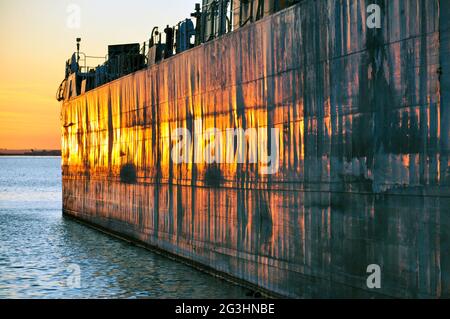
top-left (0, 0), bottom-right (197, 150)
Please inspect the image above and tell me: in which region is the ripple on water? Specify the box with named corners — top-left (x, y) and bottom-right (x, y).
top-left (0, 157), bottom-right (247, 299)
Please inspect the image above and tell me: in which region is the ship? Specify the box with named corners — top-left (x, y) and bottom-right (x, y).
top-left (58, 0), bottom-right (449, 298)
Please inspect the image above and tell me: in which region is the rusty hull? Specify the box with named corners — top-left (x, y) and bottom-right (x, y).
top-left (61, 0), bottom-right (449, 298)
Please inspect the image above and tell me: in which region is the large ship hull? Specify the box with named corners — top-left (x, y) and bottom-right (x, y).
top-left (62, 0), bottom-right (450, 298)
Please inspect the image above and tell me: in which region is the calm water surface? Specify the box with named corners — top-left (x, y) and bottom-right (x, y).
top-left (0, 157), bottom-right (247, 298)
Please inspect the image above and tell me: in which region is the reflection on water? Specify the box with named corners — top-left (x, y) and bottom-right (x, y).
top-left (0, 157), bottom-right (247, 298)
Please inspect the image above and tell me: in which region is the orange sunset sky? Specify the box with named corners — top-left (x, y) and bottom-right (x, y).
top-left (0, 0), bottom-right (196, 150)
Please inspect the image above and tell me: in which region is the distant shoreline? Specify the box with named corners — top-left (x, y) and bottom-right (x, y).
top-left (0, 150), bottom-right (61, 156)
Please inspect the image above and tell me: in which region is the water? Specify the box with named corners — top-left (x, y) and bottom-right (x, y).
top-left (0, 157), bottom-right (247, 298)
